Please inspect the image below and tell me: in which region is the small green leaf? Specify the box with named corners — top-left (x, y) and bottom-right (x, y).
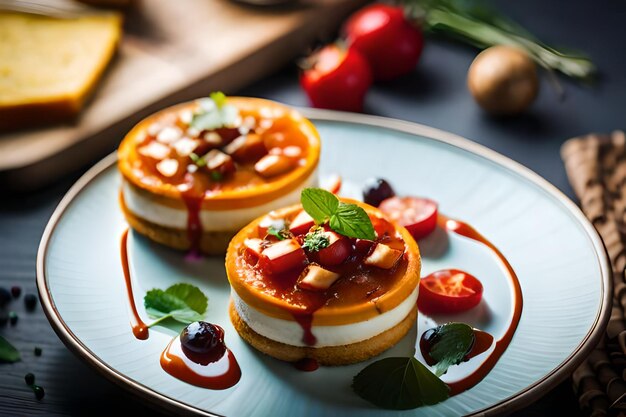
top-left (191, 92), bottom-right (238, 131)
top-left (302, 227), bottom-right (330, 252)
top-left (301, 188), bottom-right (338, 224)
top-left (427, 323), bottom-right (475, 377)
top-left (210, 91), bottom-right (227, 108)
top-left (330, 203), bottom-right (376, 240)
top-left (0, 335), bottom-right (20, 363)
top-left (267, 225), bottom-right (289, 241)
top-left (144, 283), bottom-right (208, 327)
top-left (353, 357), bottom-right (449, 410)
top-left (144, 289), bottom-right (187, 316)
top-left (170, 309), bottom-right (205, 324)
top-left (165, 283), bottom-right (208, 315)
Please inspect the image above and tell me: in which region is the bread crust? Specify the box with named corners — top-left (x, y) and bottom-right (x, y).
top-left (229, 300), bottom-right (418, 366)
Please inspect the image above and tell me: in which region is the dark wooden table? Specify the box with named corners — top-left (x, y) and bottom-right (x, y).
top-left (1, 0), bottom-right (624, 415)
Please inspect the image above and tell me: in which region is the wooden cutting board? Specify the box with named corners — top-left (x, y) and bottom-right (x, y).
top-left (0, 0), bottom-right (366, 190)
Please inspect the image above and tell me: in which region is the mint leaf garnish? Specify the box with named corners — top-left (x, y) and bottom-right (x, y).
top-left (0, 335), bottom-right (20, 363)
top-left (353, 357), bottom-right (449, 410)
top-left (428, 323), bottom-right (475, 377)
top-left (144, 283), bottom-right (208, 327)
top-left (191, 92), bottom-right (239, 131)
top-left (300, 188), bottom-right (375, 240)
top-left (330, 202), bottom-right (376, 240)
top-left (301, 188), bottom-right (338, 224)
top-left (302, 227), bottom-right (330, 252)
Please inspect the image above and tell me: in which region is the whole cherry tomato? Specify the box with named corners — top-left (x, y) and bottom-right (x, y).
top-left (378, 196), bottom-right (438, 240)
top-left (343, 4), bottom-right (424, 81)
top-left (300, 44), bottom-right (372, 112)
top-left (418, 269), bottom-right (484, 315)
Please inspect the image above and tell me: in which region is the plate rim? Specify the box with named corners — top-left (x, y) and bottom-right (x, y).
top-left (36, 108), bottom-right (612, 417)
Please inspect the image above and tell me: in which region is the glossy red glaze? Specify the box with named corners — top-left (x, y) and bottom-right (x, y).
top-left (161, 336), bottom-right (241, 390)
top-left (438, 213), bottom-right (523, 396)
top-left (120, 229), bottom-right (148, 340)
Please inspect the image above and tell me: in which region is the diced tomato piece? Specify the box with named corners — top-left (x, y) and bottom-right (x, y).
top-left (257, 215), bottom-right (287, 237)
top-left (289, 211), bottom-right (315, 236)
top-left (224, 133), bottom-right (267, 163)
top-left (354, 238), bottom-right (375, 255)
top-left (203, 149), bottom-right (236, 179)
top-left (243, 238), bottom-right (264, 258)
top-left (254, 154), bottom-right (296, 178)
top-left (261, 239), bottom-right (307, 274)
top-left (322, 174), bottom-right (342, 195)
top-left (379, 196), bottom-right (438, 240)
top-left (316, 231), bottom-right (351, 266)
top-left (298, 264), bottom-right (341, 291)
top-left (363, 243), bottom-right (403, 269)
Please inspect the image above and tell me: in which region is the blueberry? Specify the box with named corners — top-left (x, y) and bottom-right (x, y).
top-left (24, 373), bottom-right (35, 386)
top-left (363, 178), bottom-right (395, 207)
top-left (180, 321), bottom-right (226, 363)
top-left (0, 288), bottom-right (11, 307)
top-left (24, 294), bottom-right (38, 311)
top-left (32, 385), bottom-right (44, 400)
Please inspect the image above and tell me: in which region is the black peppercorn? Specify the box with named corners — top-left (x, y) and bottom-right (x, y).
top-left (24, 294), bottom-right (38, 311)
top-left (24, 373), bottom-right (35, 386)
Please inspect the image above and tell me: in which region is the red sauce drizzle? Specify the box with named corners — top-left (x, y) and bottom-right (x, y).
top-left (293, 358), bottom-right (319, 372)
top-left (181, 189), bottom-right (204, 257)
top-left (438, 214), bottom-right (523, 395)
top-left (161, 336), bottom-right (241, 389)
top-left (292, 313), bottom-right (317, 346)
top-left (120, 229), bottom-right (149, 340)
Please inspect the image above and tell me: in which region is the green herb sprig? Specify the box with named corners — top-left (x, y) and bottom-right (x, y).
top-left (144, 283), bottom-right (208, 327)
top-left (302, 227), bottom-right (330, 252)
top-left (352, 322), bottom-right (476, 410)
top-left (267, 224), bottom-right (290, 241)
top-left (191, 91), bottom-right (239, 131)
top-left (300, 188), bottom-right (376, 240)
top-left (402, 0), bottom-right (595, 82)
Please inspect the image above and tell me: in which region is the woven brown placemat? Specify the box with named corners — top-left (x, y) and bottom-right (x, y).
top-left (561, 131), bottom-right (626, 416)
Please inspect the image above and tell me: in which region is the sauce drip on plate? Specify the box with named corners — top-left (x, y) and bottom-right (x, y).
top-left (438, 214), bottom-right (523, 395)
top-left (161, 335), bottom-right (241, 390)
top-left (120, 229), bottom-right (149, 340)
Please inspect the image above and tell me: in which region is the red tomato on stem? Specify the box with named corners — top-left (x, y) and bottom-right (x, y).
top-left (300, 44), bottom-right (372, 112)
top-left (343, 4), bottom-right (424, 81)
top-left (418, 269), bottom-right (484, 315)
top-left (378, 196), bottom-right (438, 240)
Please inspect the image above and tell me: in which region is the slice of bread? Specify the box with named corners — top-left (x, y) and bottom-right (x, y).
top-left (0, 11), bottom-right (122, 131)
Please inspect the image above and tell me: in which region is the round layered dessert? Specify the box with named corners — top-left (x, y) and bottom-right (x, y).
top-left (118, 94), bottom-right (320, 255)
top-left (226, 197), bottom-right (421, 365)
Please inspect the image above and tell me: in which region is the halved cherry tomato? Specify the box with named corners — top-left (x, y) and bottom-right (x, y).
top-left (418, 269), bottom-right (484, 315)
top-left (343, 4), bottom-right (424, 81)
top-left (300, 44), bottom-right (372, 112)
top-left (378, 196), bottom-right (438, 240)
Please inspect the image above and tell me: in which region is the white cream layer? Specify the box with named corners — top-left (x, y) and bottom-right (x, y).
top-left (122, 169), bottom-right (317, 232)
top-left (232, 286), bottom-right (419, 348)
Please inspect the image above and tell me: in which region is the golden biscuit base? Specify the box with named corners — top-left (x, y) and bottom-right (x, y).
top-left (120, 193), bottom-right (234, 255)
top-left (229, 300), bottom-right (418, 366)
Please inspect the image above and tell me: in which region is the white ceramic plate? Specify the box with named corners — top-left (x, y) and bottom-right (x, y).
top-left (37, 110), bottom-right (610, 416)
